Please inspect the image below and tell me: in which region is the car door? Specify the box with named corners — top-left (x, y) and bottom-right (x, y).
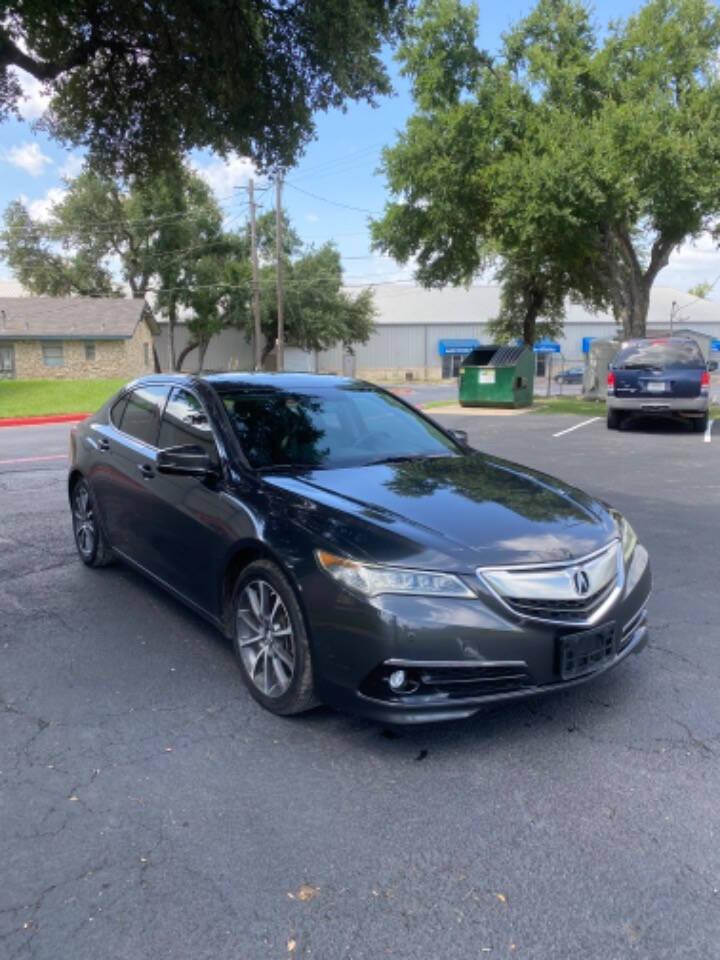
top-left (91, 384), bottom-right (169, 570)
top-left (149, 386), bottom-right (234, 614)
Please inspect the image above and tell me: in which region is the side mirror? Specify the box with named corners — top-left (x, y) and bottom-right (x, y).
top-left (709, 360), bottom-right (718, 373)
top-left (157, 444), bottom-right (215, 477)
top-left (450, 429), bottom-right (469, 446)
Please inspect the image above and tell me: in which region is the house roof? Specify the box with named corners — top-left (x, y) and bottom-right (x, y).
top-left (0, 297), bottom-right (156, 340)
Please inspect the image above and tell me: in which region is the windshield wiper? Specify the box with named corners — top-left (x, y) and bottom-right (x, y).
top-left (255, 462), bottom-right (325, 473)
top-left (364, 452), bottom-right (453, 466)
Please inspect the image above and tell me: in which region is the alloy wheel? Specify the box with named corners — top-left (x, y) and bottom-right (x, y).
top-left (72, 482), bottom-right (96, 559)
top-left (236, 579), bottom-right (296, 698)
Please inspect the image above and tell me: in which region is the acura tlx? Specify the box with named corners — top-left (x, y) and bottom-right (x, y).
top-left (69, 373), bottom-right (651, 723)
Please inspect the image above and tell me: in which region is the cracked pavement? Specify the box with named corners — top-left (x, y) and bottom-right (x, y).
top-left (1, 416), bottom-right (719, 959)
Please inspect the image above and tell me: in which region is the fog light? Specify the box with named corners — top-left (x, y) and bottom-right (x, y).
top-left (388, 669), bottom-right (407, 691)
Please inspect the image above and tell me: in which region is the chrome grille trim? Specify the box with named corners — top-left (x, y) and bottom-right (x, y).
top-left (477, 540), bottom-right (624, 627)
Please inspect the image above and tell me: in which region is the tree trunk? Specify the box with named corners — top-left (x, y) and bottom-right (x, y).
top-left (167, 297), bottom-right (177, 372)
top-left (601, 226), bottom-right (672, 340)
top-left (521, 284), bottom-right (544, 346)
top-left (176, 340), bottom-right (199, 371)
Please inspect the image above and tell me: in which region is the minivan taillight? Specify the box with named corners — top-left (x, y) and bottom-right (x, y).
top-left (607, 371), bottom-right (615, 394)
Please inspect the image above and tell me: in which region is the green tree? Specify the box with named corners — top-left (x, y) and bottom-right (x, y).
top-left (688, 280), bottom-right (712, 299)
top-left (0, 1), bottom-right (408, 176)
top-left (251, 211), bottom-right (376, 363)
top-left (372, 0), bottom-right (720, 341)
top-left (0, 164), bottom-right (234, 369)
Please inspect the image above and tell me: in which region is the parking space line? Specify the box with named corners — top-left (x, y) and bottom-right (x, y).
top-left (0, 453), bottom-right (68, 466)
top-left (705, 419), bottom-right (715, 443)
top-left (552, 417), bottom-right (601, 438)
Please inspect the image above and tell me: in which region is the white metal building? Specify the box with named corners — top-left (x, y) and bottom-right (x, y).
top-left (155, 284), bottom-right (720, 378)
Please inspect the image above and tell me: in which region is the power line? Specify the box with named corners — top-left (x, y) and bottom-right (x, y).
top-left (283, 182), bottom-right (382, 216)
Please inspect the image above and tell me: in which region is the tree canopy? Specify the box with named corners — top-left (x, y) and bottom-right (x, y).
top-left (371, 0), bottom-right (720, 342)
top-left (0, 0), bottom-right (408, 175)
top-left (1, 168), bottom-right (375, 370)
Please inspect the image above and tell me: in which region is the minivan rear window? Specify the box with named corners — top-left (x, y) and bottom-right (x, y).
top-left (613, 341), bottom-right (705, 370)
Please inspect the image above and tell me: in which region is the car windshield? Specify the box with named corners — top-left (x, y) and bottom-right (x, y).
top-left (218, 385), bottom-right (461, 469)
top-left (613, 340), bottom-right (704, 370)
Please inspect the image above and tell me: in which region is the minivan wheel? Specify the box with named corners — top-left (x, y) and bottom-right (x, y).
top-left (71, 477), bottom-right (114, 567)
top-left (231, 560), bottom-right (317, 715)
top-left (607, 409), bottom-right (621, 430)
top-left (693, 411), bottom-right (709, 433)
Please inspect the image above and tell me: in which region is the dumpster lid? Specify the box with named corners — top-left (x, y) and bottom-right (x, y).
top-left (464, 344), bottom-right (528, 368)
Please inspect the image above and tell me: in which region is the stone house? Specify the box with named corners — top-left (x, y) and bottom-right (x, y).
top-left (0, 298), bottom-right (157, 380)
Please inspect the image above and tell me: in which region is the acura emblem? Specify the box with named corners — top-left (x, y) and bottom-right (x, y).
top-left (573, 569), bottom-right (590, 595)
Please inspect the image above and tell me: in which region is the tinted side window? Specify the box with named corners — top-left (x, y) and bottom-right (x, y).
top-left (119, 385), bottom-right (168, 446)
top-left (158, 388), bottom-right (217, 459)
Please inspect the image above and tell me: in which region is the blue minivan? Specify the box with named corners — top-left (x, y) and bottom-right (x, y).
top-left (607, 337), bottom-right (715, 431)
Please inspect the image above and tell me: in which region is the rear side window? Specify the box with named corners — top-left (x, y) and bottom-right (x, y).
top-left (158, 388), bottom-right (217, 459)
top-left (614, 340), bottom-right (704, 369)
top-left (118, 385), bottom-right (168, 446)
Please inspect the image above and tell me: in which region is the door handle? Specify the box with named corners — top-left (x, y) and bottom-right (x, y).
top-left (98, 438), bottom-right (110, 452)
top-left (137, 463), bottom-right (155, 479)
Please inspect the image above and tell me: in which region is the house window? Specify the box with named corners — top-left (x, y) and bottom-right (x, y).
top-left (42, 342), bottom-right (64, 367)
top-left (143, 342), bottom-right (150, 367)
top-left (85, 342), bottom-right (96, 362)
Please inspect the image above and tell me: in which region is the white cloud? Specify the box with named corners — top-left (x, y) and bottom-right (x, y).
top-left (10, 69), bottom-right (52, 121)
top-left (190, 154), bottom-right (262, 200)
top-left (657, 230), bottom-right (720, 298)
top-left (305, 212), bottom-right (319, 223)
top-left (5, 141), bottom-right (52, 176)
top-left (28, 187), bottom-right (66, 221)
top-left (59, 153), bottom-right (85, 180)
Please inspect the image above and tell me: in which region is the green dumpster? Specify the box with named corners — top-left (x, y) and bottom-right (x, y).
top-left (458, 345), bottom-right (534, 408)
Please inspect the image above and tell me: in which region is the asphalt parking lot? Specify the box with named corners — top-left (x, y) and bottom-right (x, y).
top-left (1, 411), bottom-right (719, 960)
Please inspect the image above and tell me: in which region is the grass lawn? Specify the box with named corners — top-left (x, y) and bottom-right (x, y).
top-left (532, 396), bottom-right (720, 417)
top-left (0, 378), bottom-right (126, 418)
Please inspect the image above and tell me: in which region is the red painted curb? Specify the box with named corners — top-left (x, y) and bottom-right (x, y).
top-left (0, 412), bottom-right (89, 428)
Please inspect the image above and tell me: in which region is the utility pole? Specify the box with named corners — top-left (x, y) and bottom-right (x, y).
top-left (248, 178), bottom-right (262, 371)
top-left (670, 299), bottom-right (677, 334)
top-left (275, 176), bottom-right (285, 372)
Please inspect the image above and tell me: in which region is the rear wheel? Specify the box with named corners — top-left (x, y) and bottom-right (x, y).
top-left (607, 408), bottom-right (621, 430)
top-left (231, 560), bottom-right (317, 716)
top-left (71, 477), bottom-right (114, 567)
top-left (693, 411), bottom-right (709, 433)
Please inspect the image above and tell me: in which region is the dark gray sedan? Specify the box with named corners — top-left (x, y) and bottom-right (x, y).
top-left (69, 373), bottom-right (651, 723)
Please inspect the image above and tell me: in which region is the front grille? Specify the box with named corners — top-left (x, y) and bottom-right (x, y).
top-left (504, 578), bottom-right (617, 622)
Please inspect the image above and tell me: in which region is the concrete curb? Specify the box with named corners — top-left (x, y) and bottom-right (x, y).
top-left (0, 412), bottom-right (88, 428)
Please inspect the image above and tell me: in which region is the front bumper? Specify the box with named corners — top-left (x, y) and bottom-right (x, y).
top-left (307, 545), bottom-right (652, 724)
top-left (607, 394), bottom-right (707, 415)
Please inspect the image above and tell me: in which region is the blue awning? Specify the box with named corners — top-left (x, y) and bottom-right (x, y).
top-left (533, 340), bottom-right (561, 354)
top-left (712, 339), bottom-right (720, 352)
top-left (582, 336), bottom-right (596, 353)
top-left (438, 338), bottom-right (479, 356)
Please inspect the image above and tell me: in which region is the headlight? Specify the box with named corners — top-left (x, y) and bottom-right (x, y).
top-left (612, 511), bottom-right (637, 564)
top-left (315, 550), bottom-right (475, 598)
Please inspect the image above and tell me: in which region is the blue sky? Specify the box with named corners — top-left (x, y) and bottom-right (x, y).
top-left (1, 0), bottom-right (718, 299)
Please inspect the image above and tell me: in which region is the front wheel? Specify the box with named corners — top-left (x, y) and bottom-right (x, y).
top-left (232, 560), bottom-right (317, 716)
top-left (607, 408), bottom-right (621, 430)
top-left (71, 477), bottom-right (114, 567)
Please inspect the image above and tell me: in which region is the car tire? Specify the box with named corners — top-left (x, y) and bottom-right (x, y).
top-left (231, 559), bottom-right (318, 716)
top-left (607, 409), bottom-right (621, 430)
top-left (71, 476), bottom-right (114, 567)
top-left (694, 412), bottom-right (709, 433)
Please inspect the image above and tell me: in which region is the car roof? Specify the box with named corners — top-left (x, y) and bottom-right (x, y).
top-left (126, 372), bottom-right (360, 391)
top-left (621, 336), bottom-right (700, 346)
top-left (199, 372), bottom-right (359, 390)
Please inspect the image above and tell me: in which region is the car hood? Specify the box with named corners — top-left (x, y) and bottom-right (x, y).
top-left (265, 452), bottom-right (618, 570)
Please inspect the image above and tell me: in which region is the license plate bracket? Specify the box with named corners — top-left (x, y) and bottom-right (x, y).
top-left (559, 623), bottom-right (615, 680)
top-left (647, 381), bottom-right (666, 393)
